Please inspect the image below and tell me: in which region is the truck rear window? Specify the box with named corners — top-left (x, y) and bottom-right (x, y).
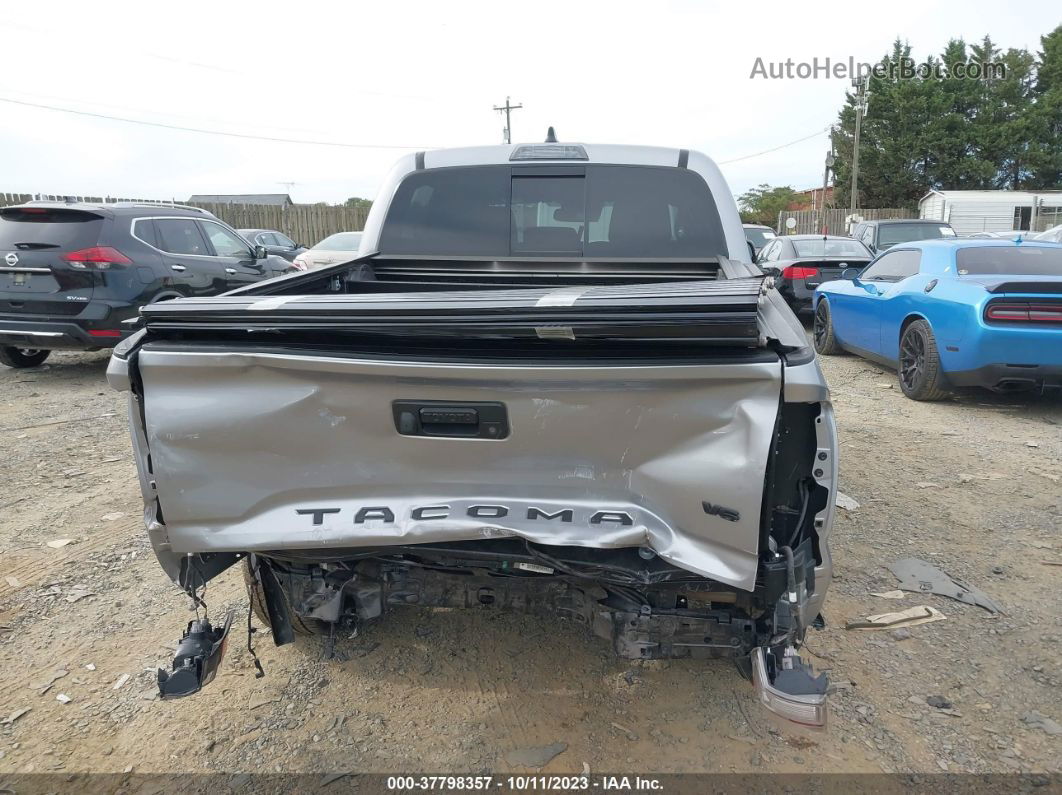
top-left (379, 165), bottom-right (727, 258)
top-left (956, 245), bottom-right (1062, 276)
top-left (0, 208), bottom-right (103, 250)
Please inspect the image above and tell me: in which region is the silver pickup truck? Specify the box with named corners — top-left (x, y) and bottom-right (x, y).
top-left (108, 141), bottom-right (836, 726)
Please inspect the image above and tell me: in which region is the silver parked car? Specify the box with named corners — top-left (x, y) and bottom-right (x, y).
top-left (742, 223), bottom-right (776, 257)
top-left (292, 231), bottom-right (362, 270)
top-left (237, 229), bottom-right (307, 262)
top-left (109, 141), bottom-right (836, 724)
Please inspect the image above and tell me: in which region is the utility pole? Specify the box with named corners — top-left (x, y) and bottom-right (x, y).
top-left (819, 147), bottom-right (835, 235)
top-left (493, 96), bottom-right (523, 144)
top-left (849, 77), bottom-right (868, 217)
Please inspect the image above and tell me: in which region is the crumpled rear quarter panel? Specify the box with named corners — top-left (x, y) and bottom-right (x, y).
top-left (135, 347), bottom-right (784, 590)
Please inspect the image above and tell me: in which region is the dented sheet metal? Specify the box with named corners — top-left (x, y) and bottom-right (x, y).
top-left (132, 347), bottom-right (783, 590)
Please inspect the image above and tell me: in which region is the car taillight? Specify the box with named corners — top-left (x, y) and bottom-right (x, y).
top-left (88, 330), bottom-right (122, 338)
top-left (781, 266), bottom-right (819, 280)
top-left (62, 246), bottom-right (133, 270)
top-left (985, 302), bottom-right (1062, 324)
top-left (292, 257), bottom-right (308, 271)
top-left (751, 647), bottom-right (828, 728)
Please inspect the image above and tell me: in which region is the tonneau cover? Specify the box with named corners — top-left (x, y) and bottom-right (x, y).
top-left (139, 278), bottom-right (765, 343)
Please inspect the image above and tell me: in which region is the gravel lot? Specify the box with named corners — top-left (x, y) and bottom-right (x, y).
top-left (0, 347), bottom-right (1059, 776)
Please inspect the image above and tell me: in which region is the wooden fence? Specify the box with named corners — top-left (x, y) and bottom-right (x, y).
top-left (0, 193), bottom-right (368, 246)
top-left (775, 207), bottom-right (912, 235)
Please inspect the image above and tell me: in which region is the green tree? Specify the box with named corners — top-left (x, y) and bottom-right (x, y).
top-left (737, 184), bottom-right (797, 226)
top-left (829, 29), bottom-right (1055, 207)
top-left (344, 197), bottom-right (373, 210)
top-left (984, 45), bottom-right (1037, 189)
top-left (931, 38), bottom-right (992, 189)
top-left (832, 40), bottom-right (933, 209)
top-left (1027, 24), bottom-right (1062, 188)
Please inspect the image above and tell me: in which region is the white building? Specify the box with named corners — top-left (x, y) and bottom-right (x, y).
top-left (919, 190), bottom-right (1062, 235)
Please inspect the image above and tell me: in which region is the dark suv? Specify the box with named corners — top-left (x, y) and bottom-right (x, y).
top-left (0, 202), bottom-right (295, 367)
top-left (849, 218), bottom-right (956, 254)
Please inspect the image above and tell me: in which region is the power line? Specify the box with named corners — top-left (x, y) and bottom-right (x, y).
top-left (0, 84), bottom-right (359, 139)
top-left (717, 126), bottom-right (831, 165)
top-left (0, 19), bottom-right (439, 100)
top-left (3, 88), bottom-right (835, 167)
top-left (0, 20), bottom-right (443, 102)
top-left (0, 95), bottom-right (434, 150)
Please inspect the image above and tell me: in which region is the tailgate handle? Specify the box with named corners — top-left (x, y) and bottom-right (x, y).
top-left (393, 401), bottom-right (509, 440)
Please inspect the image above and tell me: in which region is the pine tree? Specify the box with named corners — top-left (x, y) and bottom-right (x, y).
top-left (833, 40), bottom-right (935, 209)
top-left (990, 47), bottom-right (1037, 188)
top-left (829, 27), bottom-right (1059, 207)
top-left (1027, 25), bottom-right (1062, 188)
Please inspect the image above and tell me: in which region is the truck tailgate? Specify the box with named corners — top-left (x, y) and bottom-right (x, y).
top-left (125, 277), bottom-right (784, 590)
top-left (135, 346), bottom-right (781, 591)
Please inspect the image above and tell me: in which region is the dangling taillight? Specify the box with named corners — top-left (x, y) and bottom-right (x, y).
top-left (62, 246), bottom-right (133, 270)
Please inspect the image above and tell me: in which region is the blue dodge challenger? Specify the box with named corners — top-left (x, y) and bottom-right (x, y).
top-left (813, 238), bottom-right (1062, 400)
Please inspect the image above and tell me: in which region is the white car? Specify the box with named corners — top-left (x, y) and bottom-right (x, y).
top-left (1032, 224), bottom-right (1062, 243)
top-left (292, 231), bottom-right (363, 270)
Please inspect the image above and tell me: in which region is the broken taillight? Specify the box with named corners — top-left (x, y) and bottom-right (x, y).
top-left (751, 646), bottom-right (828, 728)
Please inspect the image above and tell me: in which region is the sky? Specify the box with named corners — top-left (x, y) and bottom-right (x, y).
top-left (0, 1), bottom-right (1057, 206)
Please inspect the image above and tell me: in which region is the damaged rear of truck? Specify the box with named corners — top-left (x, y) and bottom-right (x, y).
top-left (108, 142), bottom-right (836, 725)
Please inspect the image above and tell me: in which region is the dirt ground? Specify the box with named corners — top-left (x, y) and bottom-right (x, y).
top-left (0, 346), bottom-right (1059, 777)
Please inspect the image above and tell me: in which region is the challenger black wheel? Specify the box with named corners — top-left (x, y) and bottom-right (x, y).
top-left (898, 320), bottom-right (950, 401)
top-left (0, 347), bottom-right (51, 368)
top-left (243, 557), bottom-right (325, 636)
top-left (812, 301), bottom-right (844, 355)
